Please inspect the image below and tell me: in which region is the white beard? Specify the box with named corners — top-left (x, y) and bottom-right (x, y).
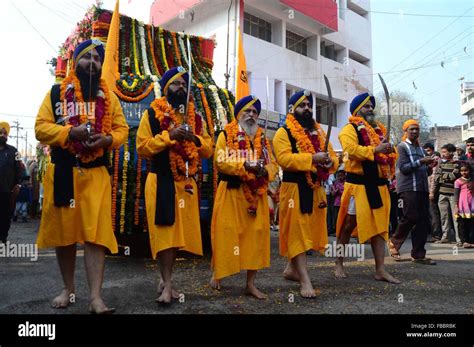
top-left (239, 119), bottom-right (258, 138)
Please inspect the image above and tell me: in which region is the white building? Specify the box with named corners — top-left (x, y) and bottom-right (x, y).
top-left (461, 81), bottom-right (474, 141)
top-left (151, 0), bottom-right (374, 148)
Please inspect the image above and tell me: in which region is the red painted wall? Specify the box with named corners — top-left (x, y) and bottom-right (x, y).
top-left (280, 0), bottom-right (338, 31)
top-left (150, 0), bottom-right (201, 26)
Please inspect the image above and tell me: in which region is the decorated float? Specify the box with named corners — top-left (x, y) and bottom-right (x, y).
top-left (49, 3), bottom-right (236, 256)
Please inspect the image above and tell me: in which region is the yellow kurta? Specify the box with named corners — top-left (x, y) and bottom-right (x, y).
top-left (35, 89), bottom-right (129, 253)
top-left (210, 132), bottom-right (278, 280)
top-left (273, 127), bottom-right (338, 259)
top-left (336, 123), bottom-right (396, 244)
top-left (136, 109), bottom-right (213, 259)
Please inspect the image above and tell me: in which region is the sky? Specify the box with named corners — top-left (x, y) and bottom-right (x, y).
top-left (0, 0), bottom-right (473, 155)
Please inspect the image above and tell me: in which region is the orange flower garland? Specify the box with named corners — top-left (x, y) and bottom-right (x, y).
top-left (349, 116), bottom-right (396, 178)
top-left (224, 119), bottom-right (270, 212)
top-left (59, 72), bottom-right (112, 163)
top-left (171, 32), bottom-right (183, 67)
top-left (146, 25), bottom-right (160, 77)
top-left (115, 82), bottom-right (154, 103)
top-left (285, 114), bottom-right (336, 189)
top-left (150, 96), bottom-right (200, 181)
top-left (197, 83), bottom-right (214, 139)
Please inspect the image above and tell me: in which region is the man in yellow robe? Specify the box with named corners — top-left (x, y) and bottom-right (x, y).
top-left (210, 95), bottom-right (278, 299)
top-left (35, 40), bottom-right (129, 313)
top-left (273, 90), bottom-right (338, 298)
top-left (335, 92), bottom-right (400, 284)
top-left (137, 66), bottom-right (213, 304)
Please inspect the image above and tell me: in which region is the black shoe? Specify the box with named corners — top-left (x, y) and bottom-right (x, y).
top-left (12, 215), bottom-right (18, 222)
top-left (22, 217), bottom-right (28, 223)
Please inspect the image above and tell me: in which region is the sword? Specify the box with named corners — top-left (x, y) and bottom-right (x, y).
top-left (378, 73), bottom-right (391, 143)
top-left (261, 75), bottom-right (270, 165)
top-left (184, 36), bottom-right (193, 125)
top-left (323, 75), bottom-right (334, 152)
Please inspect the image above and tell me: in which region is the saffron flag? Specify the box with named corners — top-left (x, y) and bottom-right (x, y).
top-left (102, 0), bottom-right (120, 93)
top-left (235, 26), bottom-right (249, 100)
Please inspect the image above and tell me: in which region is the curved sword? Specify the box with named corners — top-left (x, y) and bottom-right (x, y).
top-left (378, 73), bottom-right (391, 143)
top-left (323, 75), bottom-right (334, 152)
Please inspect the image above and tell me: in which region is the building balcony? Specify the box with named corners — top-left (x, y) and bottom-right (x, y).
top-left (461, 93), bottom-right (474, 116)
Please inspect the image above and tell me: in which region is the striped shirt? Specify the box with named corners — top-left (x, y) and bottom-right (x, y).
top-left (433, 159), bottom-right (461, 196)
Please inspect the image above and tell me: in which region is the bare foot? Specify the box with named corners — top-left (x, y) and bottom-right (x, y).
top-left (245, 284), bottom-right (267, 300)
top-left (335, 261), bottom-right (347, 278)
top-left (300, 281), bottom-right (317, 298)
top-left (374, 269), bottom-right (401, 284)
top-left (156, 286), bottom-right (172, 305)
top-left (158, 279), bottom-right (179, 299)
top-left (89, 298), bottom-right (115, 314)
top-left (51, 289), bottom-right (73, 309)
top-left (283, 264), bottom-right (300, 282)
top-left (209, 277), bottom-right (222, 291)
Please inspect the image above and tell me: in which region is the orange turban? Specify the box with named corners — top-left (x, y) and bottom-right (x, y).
top-left (0, 121), bottom-right (10, 135)
top-left (403, 119), bottom-right (419, 131)
top-left (402, 119), bottom-right (420, 143)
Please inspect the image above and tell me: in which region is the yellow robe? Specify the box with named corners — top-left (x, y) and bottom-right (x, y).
top-left (273, 127), bottom-right (338, 259)
top-left (136, 109), bottom-right (213, 259)
top-left (210, 132), bottom-right (278, 280)
top-left (336, 123), bottom-right (397, 244)
top-left (35, 90), bottom-right (129, 253)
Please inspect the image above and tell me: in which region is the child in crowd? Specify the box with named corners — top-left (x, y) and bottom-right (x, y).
top-left (454, 163), bottom-right (474, 248)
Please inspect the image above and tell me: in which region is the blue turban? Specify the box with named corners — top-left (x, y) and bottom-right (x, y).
top-left (234, 95), bottom-right (261, 119)
top-left (350, 92), bottom-right (375, 116)
top-left (73, 39), bottom-right (105, 66)
top-left (160, 66), bottom-right (189, 94)
top-left (288, 90), bottom-right (313, 113)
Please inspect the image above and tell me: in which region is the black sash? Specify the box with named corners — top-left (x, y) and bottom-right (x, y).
top-left (350, 123), bottom-right (386, 209)
top-left (49, 84), bottom-right (108, 207)
top-left (148, 108), bottom-right (176, 226)
top-left (281, 126), bottom-right (314, 214)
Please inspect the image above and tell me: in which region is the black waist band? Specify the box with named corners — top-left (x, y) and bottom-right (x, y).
top-left (50, 148), bottom-right (108, 207)
top-left (282, 171), bottom-right (317, 214)
top-left (346, 173), bottom-right (388, 186)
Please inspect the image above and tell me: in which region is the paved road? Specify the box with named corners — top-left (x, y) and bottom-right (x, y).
top-left (1, 218), bottom-right (473, 314)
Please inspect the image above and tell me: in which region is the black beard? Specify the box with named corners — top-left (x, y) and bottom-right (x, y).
top-left (76, 66), bottom-right (100, 101)
top-left (294, 112), bottom-right (315, 129)
top-left (0, 138), bottom-right (6, 146)
top-left (167, 89), bottom-right (187, 110)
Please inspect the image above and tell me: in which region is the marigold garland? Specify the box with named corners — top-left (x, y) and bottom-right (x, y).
top-left (197, 83), bottom-right (215, 139)
top-left (150, 96), bottom-right (201, 181)
top-left (349, 116), bottom-right (396, 179)
top-left (285, 114), bottom-right (336, 189)
top-left (224, 119), bottom-right (270, 214)
top-left (59, 71), bottom-right (112, 163)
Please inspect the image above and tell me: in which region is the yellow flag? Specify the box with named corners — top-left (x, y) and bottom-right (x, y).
top-left (102, 0), bottom-right (120, 93)
top-left (235, 26), bottom-right (249, 100)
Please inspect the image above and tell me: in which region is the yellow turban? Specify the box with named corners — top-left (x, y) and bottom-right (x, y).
top-left (0, 121), bottom-right (10, 135)
top-left (403, 119), bottom-right (419, 131)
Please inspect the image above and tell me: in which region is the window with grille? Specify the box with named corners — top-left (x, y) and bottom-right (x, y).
top-left (286, 30), bottom-right (307, 56)
top-left (316, 98), bottom-right (337, 126)
top-left (244, 12), bottom-right (272, 43)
